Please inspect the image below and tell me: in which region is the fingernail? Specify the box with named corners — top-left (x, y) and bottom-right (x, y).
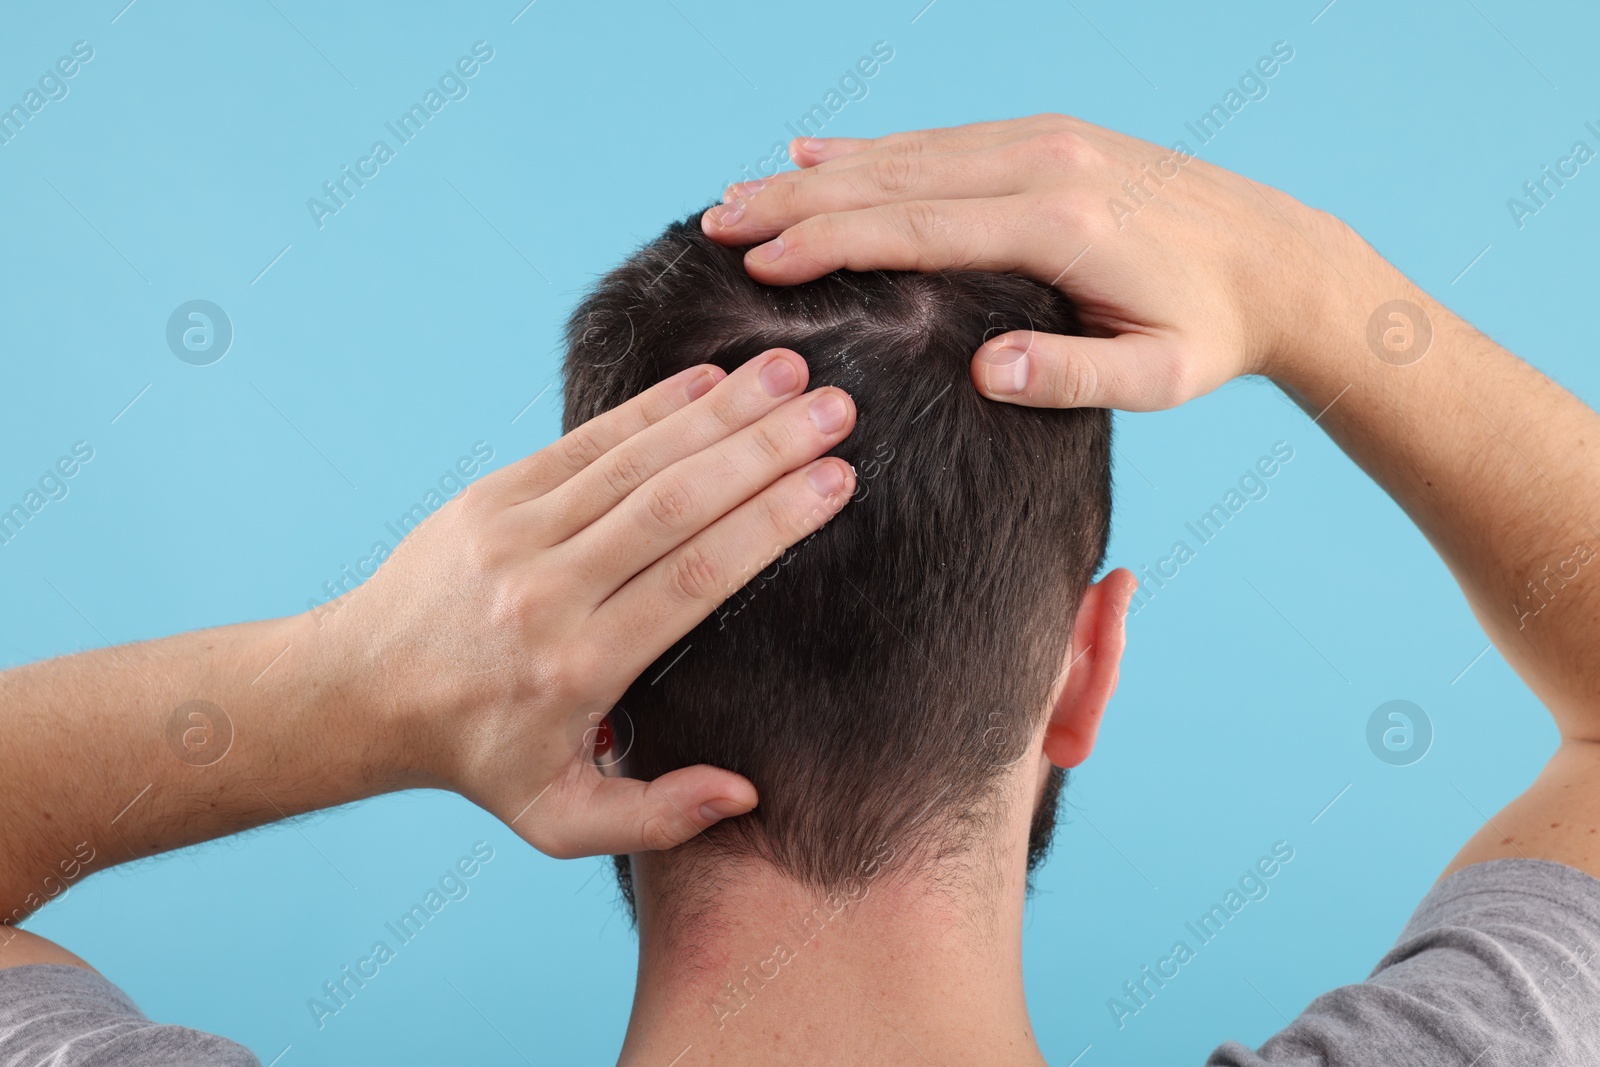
top-left (981, 345), bottom-right (1029, 395)
top-left (699, 798), bottom-right (753, 821)
top-left (806, 460), bottom-right (846, 496)
top-left (760, 354), bottom-right (800, 396)
top-left (727, 180), bottom-right (765, 202)
top-left (798, 138), bottom-right (826, 154)
top-left (685, 367), bottom-right (720, 401)
top-left (808, 393), bottom-right (849, 433)
top-left (749, 237), bottom-right (785, 264)
top-left (713, 198), bottom-right (745, 227)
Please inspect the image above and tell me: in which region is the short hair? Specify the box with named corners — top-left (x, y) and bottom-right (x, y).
top-left (562, 209), bottom-right (1112, 912)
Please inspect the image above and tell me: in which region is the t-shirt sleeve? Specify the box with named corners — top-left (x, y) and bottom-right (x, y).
top-left (1208, 858), bottom-right (1600, 1067)
top-left (0, 963), bottom-right (260, 1066)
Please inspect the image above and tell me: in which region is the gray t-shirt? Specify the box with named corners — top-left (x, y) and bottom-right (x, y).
top-left (1209, 858), bottom-right (1600, 1065)
top-left (0, 961), bottom-right (259, 1065)
top-left (2, 859), bottom-right (1597, 1065)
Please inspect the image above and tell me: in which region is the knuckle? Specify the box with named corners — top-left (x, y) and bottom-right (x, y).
top-left (1035, 129), bottom-right (1092, 168)
top-left (782, 217), bottom-right (835, 272)
top-left (668, 544), bottom-right (725, 603)
top-left (767, 176), bottom-right (803, 215)
top-left (455, 477), bottom-right (496, 518)
top-left (1152, 357), bottom-right (1196, 408)
top-left (747, 420), bottom-right (792, 466)
top-left (464, 523), bottom-right (511, 579)
top-left (1048, 191), bottom-right (1105, 242)
top-left (644, 481), bottom-right (696, 532)
top-left (639, 812), bottom-right (681, 852)
top-left (900, 201), bottom-right (944, 251)
top-left (555, 644), bottom-right (601, 696)
top-left (491, 578), bottom-right (542, 635)
top-left (543, 659), bottom-right (580, 703)
top-left (759, 489), bottom-right (806, 543)
top-left (705, 378), bottom-right (755, 434)
top-left (538, 826), bottom-right (581, 861)
top-left (1049, 354), bottom-right (1099, 408)
top-left (1039, 190), bottom-right (1079, 225)
top-left (602, 449), bottom-right (652, 500)
top-left (556, 429), bottom-right (607, 472)
top-left (870, 153), bottom-right (919, 198)
top-left (455, 477), bottom-right (486, 511)
top-left (886, 138), bottom-right (924, 160)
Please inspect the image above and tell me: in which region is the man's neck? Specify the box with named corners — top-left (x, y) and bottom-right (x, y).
top-left (617, 852), bottom-right (1046, 1066)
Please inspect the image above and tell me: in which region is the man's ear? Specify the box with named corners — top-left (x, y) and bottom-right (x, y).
top-left (1042, 568), bottom-right (1137, 769)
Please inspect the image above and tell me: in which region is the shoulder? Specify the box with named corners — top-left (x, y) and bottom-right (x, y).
top-left (0, 926), bottom-right (97, 971)
top-left (1207, 860), bottom-right (1600, 1067)
top-left (0, 937), bottom-right (260, 1067)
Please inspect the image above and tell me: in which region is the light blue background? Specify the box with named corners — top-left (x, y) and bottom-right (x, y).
top-left (2, 1), bottom-right (1594, 1063)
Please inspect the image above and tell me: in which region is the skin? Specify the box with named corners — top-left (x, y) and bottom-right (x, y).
top-left (0, 350), bottom-right (860, 968)
top-left (629, 114), bottom-right (1600, 1064)
top-left (618, 568), bottom-right (1132, 1066)
top-left (4, 111), bottom-right (1597, 1061)
top-left (703, 115), bottom-right (1600, 882)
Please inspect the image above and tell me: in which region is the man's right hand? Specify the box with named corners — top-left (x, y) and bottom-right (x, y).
top-left (700, 113), bottom-right (1348, 411)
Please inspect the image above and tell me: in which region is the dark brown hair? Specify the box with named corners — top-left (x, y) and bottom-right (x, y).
top-left (562, 210), bottom-right (1112, 911)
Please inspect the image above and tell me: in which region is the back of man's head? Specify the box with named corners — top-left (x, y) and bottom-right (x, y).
top-left (562, 210), bottom-right (1112, 914)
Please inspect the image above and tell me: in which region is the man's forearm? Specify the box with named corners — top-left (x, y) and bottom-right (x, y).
top-left (0, 613), bottom-right (420, 928)
top-left (1276, 215), bottom-right (1600, 730)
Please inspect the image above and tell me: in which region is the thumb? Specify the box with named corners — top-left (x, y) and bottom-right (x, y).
top-left (972, 330), bottom-right (1190, 411)
top-left (527, 765), bottom-right (758, 858)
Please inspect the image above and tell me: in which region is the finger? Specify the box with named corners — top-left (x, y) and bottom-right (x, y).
top-left (972, 330), bottom-right (1193, 411)
top-left (535, 350), bottom-right (810, 543)
top-left (785, 114), bottom-right (1058, 168)
top-left (591, 457), bottom-right (856, 681)
top-left (739, 198), bottom-right (1033, 286)
top-left (790, 134), bottom-right (888, 166)
top-left (534, 766), bottom-right (758, 858)
top-left (479, 364), bottom-right (725, 505)
top-left (704, 150), bottom-right (1025, 244)
top-left (771, 120), bottom-right (1101, 199)
top-left (569, 387), bottom-right (856, 596)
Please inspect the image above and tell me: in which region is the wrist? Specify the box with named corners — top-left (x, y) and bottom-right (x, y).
top-left (1259, 207), bottom-right (1403, 399)
top-left (277, 608), bottom-right (446, 795)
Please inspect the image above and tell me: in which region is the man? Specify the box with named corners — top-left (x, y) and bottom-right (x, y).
top-left (562, 215), bottom-right (1127, 1063)
top-left (696, 116), bottom-right (1600, 1066)
top-left (0, 347), bottom-right (860, 1062)
top-left (3, 114), bottom-right (1599, 1065)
